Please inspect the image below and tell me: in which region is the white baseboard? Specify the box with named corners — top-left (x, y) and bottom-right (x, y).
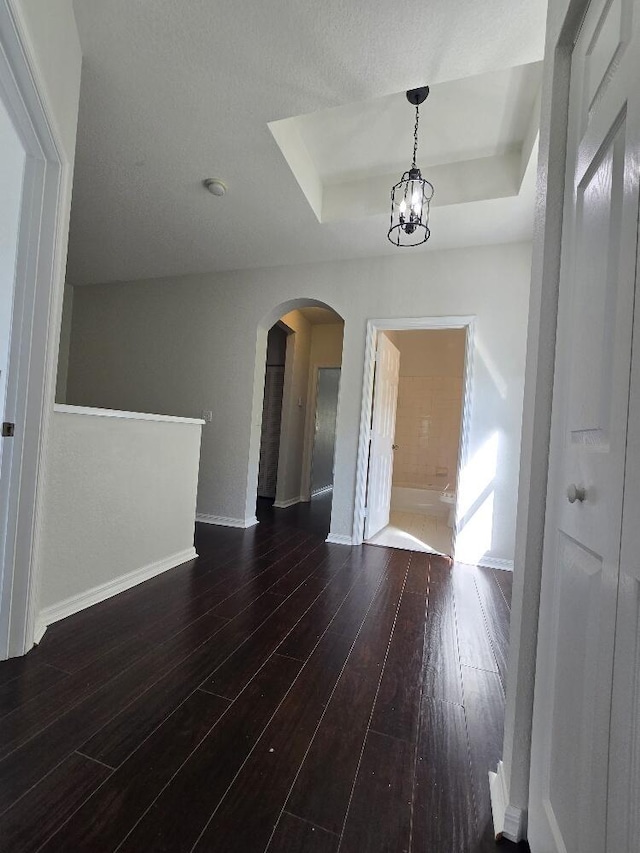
top-left (480, 556), bottom-right (514, 572)
top-left (489, 761), bottom-right (528, 843)
top-left (456, 556), bottom-right (514, 572)
top-left (36, 546), bottom-right (198, 634)
top-left (273, 496), bottom-right (303, 509)
top-left (326, 532), bottom-right (354, 546)
top-left (33, 623), bottom-right (47, 645)
top-left (196, 513), bottom-right (258, 528)
top-left (311, 485), bottom-right (333, 497)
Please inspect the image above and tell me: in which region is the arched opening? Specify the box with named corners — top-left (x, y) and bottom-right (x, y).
top-left (246, 298), bottom-right (345, 539)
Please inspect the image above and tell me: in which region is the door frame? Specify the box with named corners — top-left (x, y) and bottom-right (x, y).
top-left (257, 321), bottom-right (289, 502)
top-left (490, 0), bottom-right (588, 841)
top-left (352, 315), bottom-right (476, 548)
top-left (0, 1), bottom-right (69, 658)
top-left (528, 0), bottom-right (640, 848)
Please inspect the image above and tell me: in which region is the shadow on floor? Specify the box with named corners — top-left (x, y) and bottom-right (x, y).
top-left (256, 491), bottom-right (333, 539)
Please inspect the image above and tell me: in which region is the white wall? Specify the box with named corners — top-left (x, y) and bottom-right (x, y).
top-left (0, 95), bottom-right (25, 438)
top-left (67, 241), bottom-right (531, 564)
top-left (12, 0), bottom-right (82, 162)
top-left (38, 406), bottom-right (202, 623)
top-left (55, 284), bottom-right (73, 401)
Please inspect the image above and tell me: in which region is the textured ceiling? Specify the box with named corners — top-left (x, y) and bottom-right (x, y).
top-left (68, 0), bottom-right (547, 286)
top-left (290, 64), bottom-right (542, 181)
top-left (270, 62), bottom-right (541, 223)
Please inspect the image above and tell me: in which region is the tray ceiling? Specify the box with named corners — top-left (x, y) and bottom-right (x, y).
top-left (68, 0), bottom-right (547, 285)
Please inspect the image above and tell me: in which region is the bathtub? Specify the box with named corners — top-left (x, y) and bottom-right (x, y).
top-left (390, 485), bottom-right (456, 526)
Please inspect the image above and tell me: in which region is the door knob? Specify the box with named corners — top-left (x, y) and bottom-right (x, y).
top-left (392, 444), bottom-right (399, 450)
top-left (566, 484), bottom-right (586, 503)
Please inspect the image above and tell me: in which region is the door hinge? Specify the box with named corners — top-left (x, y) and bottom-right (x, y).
top-left (363, 507), bottom-right (368, 518)
top-left (2, 422), bottom-right (15, 437)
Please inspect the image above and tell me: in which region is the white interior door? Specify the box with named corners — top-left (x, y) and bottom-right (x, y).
top-left (364, 333), bottom-right (400, 540)
top-left (529, 1), bottom-right (640, 851)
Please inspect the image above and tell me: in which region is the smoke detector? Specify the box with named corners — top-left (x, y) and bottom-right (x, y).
top-left (203, 178), bottom-right (227, 197)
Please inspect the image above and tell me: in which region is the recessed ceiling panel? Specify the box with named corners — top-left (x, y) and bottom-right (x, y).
top-left (68, 1), bottom-right (547, 284)
top-left (294, 62), bottom-right (542, 181)
top-left (269, 62), bottom-right (541, 225)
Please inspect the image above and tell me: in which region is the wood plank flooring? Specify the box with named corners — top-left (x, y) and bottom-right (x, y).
top-left (0, 500), bottom-right (526, 852)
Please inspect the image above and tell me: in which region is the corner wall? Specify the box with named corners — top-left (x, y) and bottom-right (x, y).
top-left (38, 408), bottom-right (202, 624)
top-left (55, 284), bottom-right (73, 401)
top-left (67, 241), bottom-right (531, 563)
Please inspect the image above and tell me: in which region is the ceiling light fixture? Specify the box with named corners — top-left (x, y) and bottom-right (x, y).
top-left (388, 87), bottom-right (434, 247)
top-left (203, 178), bottom-right (227, 196)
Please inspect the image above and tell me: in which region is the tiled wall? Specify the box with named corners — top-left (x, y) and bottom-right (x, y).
top-left (390, 329), bottom-right (465, 490)
top-left (393, 376), bottom-right (463, 488)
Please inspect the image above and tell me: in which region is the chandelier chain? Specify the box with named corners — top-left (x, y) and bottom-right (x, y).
top-left (387, 87), bottom-right (433, 247)
top-left (412, 105), bottom-right (420, 168)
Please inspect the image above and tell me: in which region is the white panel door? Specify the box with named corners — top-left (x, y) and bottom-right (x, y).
top-left (529, 1), bottom-right (640, 851)
top-left (364, 334), bottom-right (400, 540)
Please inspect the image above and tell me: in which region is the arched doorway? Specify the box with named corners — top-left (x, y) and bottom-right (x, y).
top-left (246, 299), bottom-right (345, 539)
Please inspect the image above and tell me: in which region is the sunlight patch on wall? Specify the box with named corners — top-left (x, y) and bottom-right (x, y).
top-left (455, 431), bottom-right (499, 563)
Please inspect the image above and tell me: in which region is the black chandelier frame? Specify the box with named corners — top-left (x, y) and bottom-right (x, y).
top-left (387, 86), bottom-right (434, 247)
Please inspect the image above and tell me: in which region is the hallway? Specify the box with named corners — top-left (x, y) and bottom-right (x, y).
top-left (0, 515), bottom-right (522, 852)
top-left (256, 491), bottom-right (334, 539)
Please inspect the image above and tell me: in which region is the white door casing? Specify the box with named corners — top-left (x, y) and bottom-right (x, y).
top-left (353, 316), bottom-right (475, 548)
top-left (607, 7), bottom-right (640, 847)
top-left (529, 0), bottom-right (640, 850)
top-left (608, 263), bottom-right (640, 849)
top-left (364, 333), bottom-right (400, 540)
top-left (0, 1), bottom-right (74, 659)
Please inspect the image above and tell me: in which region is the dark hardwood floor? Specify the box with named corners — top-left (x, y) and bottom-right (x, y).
top-left (0, 501), bottom-right (526, 852)
top-left (256, 491), bottom-right (334, 539)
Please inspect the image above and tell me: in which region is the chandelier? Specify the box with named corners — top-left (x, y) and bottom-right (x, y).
top-left (387, 87), bottom-right (434, 247)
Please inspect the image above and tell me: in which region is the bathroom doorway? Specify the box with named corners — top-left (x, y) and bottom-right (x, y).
top-left (355, 318), bottom-right (473, 557)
